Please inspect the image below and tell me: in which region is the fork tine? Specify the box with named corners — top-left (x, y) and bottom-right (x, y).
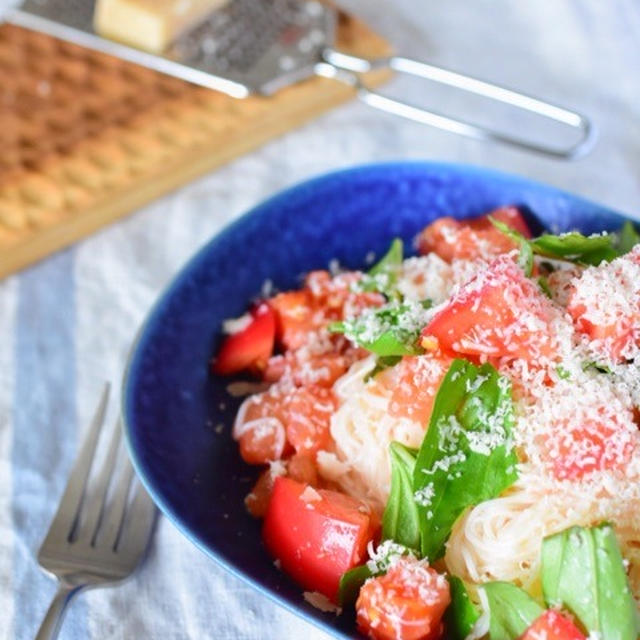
top-left (117, 482), bottom-right (156, 558)
top-left (99, 457), bottom-right (134, 550)
top-left (76, 418), bottom-right (122, 545)
top-left (40, 383), bottom-right (110, 549)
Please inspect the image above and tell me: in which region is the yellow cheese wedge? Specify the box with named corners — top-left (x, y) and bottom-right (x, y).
top-left (94, 0), bottom-right (228, 53)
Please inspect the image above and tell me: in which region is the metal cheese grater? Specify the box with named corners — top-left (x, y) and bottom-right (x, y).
top-left (6, 0), bottom-right (594, 159)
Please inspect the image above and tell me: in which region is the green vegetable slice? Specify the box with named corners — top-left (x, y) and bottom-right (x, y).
top-left (382, 443), bottom-right (421, 551)
top-left (490, 218), bottom-right (631, 267)
top-left (490, 217), bottom-right (534, 275)
top-left (615, 220), bottom-right (640, 254)
top-left (337, 541), bottom-right (416, 606)
top-left (364, 355), bottom-right (402, 382)
top-left (541, 523), bottom-right (638, 640)
top-left (483, 582), bottom-right (543, 640)
top-left (444, 576), bottom-right (481, 639)
top-left (359, 238), bottom-right (404, 298)
top-left (531, 231), bottom-right (618, 265)
top-left (329, 299), bottom-right (431, 358)
top-left (337, 564), bottom-right (373, 607)
top-left (413, 359), bottom-right (519, 560)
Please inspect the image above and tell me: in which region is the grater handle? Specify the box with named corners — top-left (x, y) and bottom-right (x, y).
top-left (318, 50), bottom-right (595, 160)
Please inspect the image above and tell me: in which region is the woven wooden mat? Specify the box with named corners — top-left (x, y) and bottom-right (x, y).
top-left (0, 12), bottom-right (391, 278)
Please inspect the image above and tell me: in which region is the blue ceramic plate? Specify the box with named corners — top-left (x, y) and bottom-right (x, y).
top-left (123, 162), bottom-right (629, 638)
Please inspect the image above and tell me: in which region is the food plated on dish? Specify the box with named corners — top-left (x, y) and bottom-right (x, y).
top-left (213, 204), bottom-right (640, 639)
top-left (122, 163), bottom-right (640, 640)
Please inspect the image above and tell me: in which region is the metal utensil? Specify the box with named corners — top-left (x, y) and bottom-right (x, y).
top-left (7, 0), bottom-right (594, 158)
top-left (34, 384), bottom-right (156, 640)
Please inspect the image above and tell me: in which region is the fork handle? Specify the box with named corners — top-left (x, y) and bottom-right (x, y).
top-left (35, 583), bottom-right (83, 640)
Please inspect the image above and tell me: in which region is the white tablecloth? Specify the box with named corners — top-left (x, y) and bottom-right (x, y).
top-left (1, 1), bottom-right (639, 638)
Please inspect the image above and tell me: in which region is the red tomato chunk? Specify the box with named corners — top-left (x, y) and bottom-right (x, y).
top-left (567, 245), bottom-right (640, 362)
top-left (421, 256), bottom-right (556, 365)
top-left (211, 302), bottom-right (276, 375)
top-left (263, 476), bottom-right (379, 602)
top-left (519, 610), bottom-right (586, 640)
top-left (417, 206), bottom-right (531, 262)
top-left (356, 557), bottom-right (450, 640)
top-left (234, 385), bottom-right (336, 465)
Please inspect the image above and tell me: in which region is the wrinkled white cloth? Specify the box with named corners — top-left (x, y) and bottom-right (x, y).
top-left (0, 1), bottom-right (639, 638)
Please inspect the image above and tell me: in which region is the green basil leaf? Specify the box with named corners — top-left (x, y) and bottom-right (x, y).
top-left (582, 360), bottom-right (612, 374)
top-left (365, 330), bottom-right (420, 356)
top-left (537, 276), bottom-right (553, 298)
top-left (359, 238), bottom-right (404, 298)
top-left (364, 355), bottom-right (403, 382)
top-left (329, 300), bottom-right (429, 357)
top-left (541, 523), bottom-right (638, 640)
top-left (490, 217), bottom-right (623, 267)
top-left (338, 541), bottom-right (417, 607)
top-left (337, 564), bottom-right (373, 607)
top-left (483, 582), bottom-right (544, 640)
top-left (413, 359), bottom-right (519, 560)
top-left (531, 231), bottom-right (618, 266)
top-left (489, 217), bottom-right (534, 276)
top-left (382, 443), bottom-right (421, 551)
top-left (444, 576), bottom-right (481, 639)
top-left (369, 238), bottom-right (403, 277)
top-left (615, 220), bottom-right (640, 255)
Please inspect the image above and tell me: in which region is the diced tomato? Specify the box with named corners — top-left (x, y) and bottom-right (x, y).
top-left (211, 302), bottom-right (276, 375)
top-left (234, 384), bottom-right (335, 462)
top-left (263, 476), bottom-right (379, 602)
top-left (236, 418), bottom-right (286, 466)
top-left (245, 467), bottom-right (280, 518)
top-left (417, 206), bottom-right (531, 262)
top-left (372, 354), bottom-right (452, 425)
top-left (519, 610), bottom-right (586, 640)
top-left (544, 413), bottom-right (635, 481)
top-left (304, 270), bottom-right (384, 318)
top-left (270, 290), bottom-right (317, 351)
top-left (245, 454), bottom-right (318, 518)
top-left (356, 557), bottom-right (450, 640)
top-left (286, 453), bottom-right (319, 486)
top-left (567, 246), bottom-right (640, 362)
top-left (284, 385), bottom-right (336, 455)
top-left (420, 256), bottom-right (556, 365)
top-left (264, 340), bottom-right (367, 387)
top-left (234, 390), bottom-right (290, 465)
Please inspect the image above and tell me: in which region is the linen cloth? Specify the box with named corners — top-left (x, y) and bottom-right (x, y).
top-left (1, 1), bottom-right (639, 638)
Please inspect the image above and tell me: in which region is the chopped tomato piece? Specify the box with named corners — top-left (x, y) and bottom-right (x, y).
top-left (567, 246), bottom-right (640, 362)
top-left (356, 557), bottom-right (450, 640)
top-left (372, 354), bottom-right (452, 425)
top-left (421, 256), bottom-right (556, 365)
top-left (245, 454), bottom-right (318, 518)
top-left (417, 206), bottom-right (531, 262)
top-left (264, 341), bottom-right (366, 387)
top-left (233, 390), bottom-right (290, 465)
top-left (245, 466), bottom-right (281, 518)
top-left (236, 418), bottom-right (286, 466)
top-left (284, 385), bottom-right (336, 455)
top-left (211, 302), bottom-right (276, 375)
top-left (263, 476), bottom-right (378, 602)
top-left (286, 453), bottom-right (319, 486)
top-left (304, 270), bottom-right (384, 319)
top-left (270, 290), bottom-right (316, 351)
top-left (234, 385), bottom-right (335, 461)
top-left (519, 610), bottom-right (586, 640)
top-left (544, 413), bottom-right (635, 481)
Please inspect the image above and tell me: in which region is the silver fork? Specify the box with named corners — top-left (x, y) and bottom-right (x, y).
top-left (35, 384), bottom-right (156, 640)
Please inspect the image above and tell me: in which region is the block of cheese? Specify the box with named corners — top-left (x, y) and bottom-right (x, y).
top-left (94, 0), bottom-right (228, 53)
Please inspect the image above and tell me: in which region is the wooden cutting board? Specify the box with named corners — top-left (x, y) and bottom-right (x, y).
top-left (0, 11), bottom-right (391, 279)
